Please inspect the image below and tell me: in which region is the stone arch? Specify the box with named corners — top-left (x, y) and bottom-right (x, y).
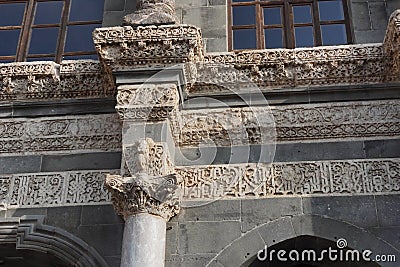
top-left (0, 215), bottom-right (107, 267)
top-left (206, 214), bottom-right (400, 267)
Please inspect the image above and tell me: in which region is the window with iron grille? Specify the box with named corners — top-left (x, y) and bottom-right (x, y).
top-left (0, 0), bottom-right (104, 63)
top-left (229, 0), bottom-right (353, 50)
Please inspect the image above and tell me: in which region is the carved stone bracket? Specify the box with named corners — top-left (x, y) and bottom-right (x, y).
top-left (384, 9), bottom-right (400, 82)
top-left (123, 0), bottom-right (179, 26)
top-left (105, 174), bottom-right (181, 221)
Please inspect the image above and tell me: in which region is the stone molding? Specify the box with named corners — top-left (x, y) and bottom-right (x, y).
top-left (0, 61), bottom-right (113, 102)
top-left (0, 114), bottom-right (121, 155)
top-left (0, 100), bottom-right (398, 154)
top-left (0, 216), bottom-right (107, 267)
top-left (0, 170), bottom-right (115, 209)
top-left (0, 158), bottom-right (398, 209)
top-left (177, 158), bottom-right (400, 200)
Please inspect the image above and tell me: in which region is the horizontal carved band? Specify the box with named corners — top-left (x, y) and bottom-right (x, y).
top-left (0, 114), bottom-right (121, 154)
top-left (0, 170), bottom-right (117, 209)
top-left (1, 158), bottom-right (398, 209)
top-left (0, 100), bottom-right (398, 154)
top-left (177, 158), bottom-right (400, 200)
top-left (0, 61), bottom-right (113, 102)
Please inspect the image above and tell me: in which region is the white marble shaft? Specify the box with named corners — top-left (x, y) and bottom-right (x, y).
top-left (121, 213), bottom-right (167, 267)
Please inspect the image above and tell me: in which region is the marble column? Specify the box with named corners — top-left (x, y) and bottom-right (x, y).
top-left (121, 214), bottom-right (166, 267)
top-left (124, 0), bottom-right (179, 26)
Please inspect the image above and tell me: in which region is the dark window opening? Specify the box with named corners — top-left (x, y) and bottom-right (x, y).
top-left (229, 0), bottom-right (353, 50)
top-left (0, 0), bottom-right (104, 63)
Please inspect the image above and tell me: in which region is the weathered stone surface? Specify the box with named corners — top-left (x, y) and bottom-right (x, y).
top-left (375, 195), bottom-right (400, 227)
top-left (123, 0), bottom-right (179, 26)
top-left (178, 221), bottom-right (241, 254)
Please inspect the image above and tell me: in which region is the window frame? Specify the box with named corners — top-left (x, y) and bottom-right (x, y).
top-left (228, 0), bottom-right (354, 50)
top-left (0, 0), bottom-right (103, 63)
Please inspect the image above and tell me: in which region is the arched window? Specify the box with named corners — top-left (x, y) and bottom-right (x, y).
top-left (229, 0), bottom-right (353, 50)
top-left (0, 0), bottom-right (104, 63)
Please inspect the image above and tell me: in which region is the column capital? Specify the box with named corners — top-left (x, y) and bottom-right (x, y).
top-left (105, 174), bottom-right (181, 221)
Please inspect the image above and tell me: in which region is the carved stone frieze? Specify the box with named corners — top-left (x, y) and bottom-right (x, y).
top-left (199, 44), bottom-right (390, 94)
top-left (123, 0), bottom-right (179, 26)
top-left (0, 114), bottom-right (122, 154)
top-left (175, 100), bottom-right (400, 146)
top-left (116, 83), bottom-right (179, 121)
top-left (105, 174), bottom-right (181, 221)
top-left (0, 60), bottom-right (113, 101)
top-left (177, 159), bottom-right (400, 200)
top-left (93, 25), bottom-right (204, 72)
top-left (0, 170), bottom-right (115, 209)
top-left (384, 9), bottom-right (400, 82)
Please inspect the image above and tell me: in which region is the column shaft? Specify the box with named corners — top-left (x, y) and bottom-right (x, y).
top-left (121, 213), bottom-right (167, 267)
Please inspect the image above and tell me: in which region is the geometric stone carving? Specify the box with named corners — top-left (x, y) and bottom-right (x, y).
top-left (0, 60), bottom-right (113, 102)
top-left (116, 83), bottom-right (179, 121)
top-left (384, 9), bottom-right (400, 82)
top-left (0, 158), bottom-right (398, 208)
top-left (201, 44), bottom-right (392, 94)
top-left (0, 216), bottom-right (107, 267)
top-left (0, 114), bottom-right (121, 155)
top-left (177, 159), bottom-right (400, 200)
top-left (123, 0), bottom-right (179, 26)
top-left (0, 170), bottom-right (115, 209)
top-left (175, 100), bottom-right (400, 146)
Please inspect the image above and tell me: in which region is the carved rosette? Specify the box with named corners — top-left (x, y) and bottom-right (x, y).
top-left (124, 0), bottom-right (179, 26)
top-left (105, 174), bottom-right (181, 221)
top-left (115, 83), bottom-right (179, 121)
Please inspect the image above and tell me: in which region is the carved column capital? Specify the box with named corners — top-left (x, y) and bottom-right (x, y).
top-left (105, 174), bottom-right (181, 221)
top-left (124, 0), bottom-right (179, 26)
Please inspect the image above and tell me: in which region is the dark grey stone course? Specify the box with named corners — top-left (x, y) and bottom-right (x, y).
top-left (7, 208), bottom-right (47, 218)
top-left (0, 105), bottom-right (12, 118)
top-left (241, 197), bottom-right (302, 232)
top-left (172, 200), bottom-right (241, 222)
top-left (364, 139), bottom-right (400, 158)
top-left (166, 222), bottom-right (179, 256)
top-left (369, 2), bottom-right (389, 30)
top-left (351, 2), bottom-right (371, 31)
top-left (369, 226), bottom-right (400, 251)
top-left (355, 29), bottom-right (386, 43)
top-left (274, 141), bottom-right (366, 162)
top-left (375, 195), bottom-right (400, 227)
top-left (0, 156), bottom-right (42, 175)
top-left (78, 223), bottom-right (124, 257)
top-left (104, 256), bottom-right (121, 267)
top-left (177, 221), bottom-right (241, 254)
top-left (256, 216), bottom-right (296, 245)
top-left (10, 98), bottom-right (116, 118)
top-left (104, 0), bottom-right (125, 11)
top-left (41, 152), bottom-right (121, 172)
top-left (81, 205), bottom-right (123, 226)
top-left (46, 206), bottom-right (82, 236)
top-left (103, 11), bottom-right (126, 27)
top-left (302, 195), bottom-right (379, 228)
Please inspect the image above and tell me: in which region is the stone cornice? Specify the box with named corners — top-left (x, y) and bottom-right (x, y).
top-left (93, 24), bottom-right (204, 73)
top-left (0, 60), bottom-right (113, 102)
